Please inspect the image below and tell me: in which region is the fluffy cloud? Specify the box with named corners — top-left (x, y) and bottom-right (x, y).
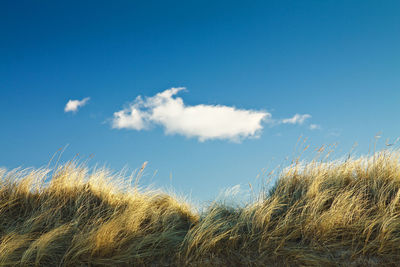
top-left (280, 113), bottom-right (311, 125)
top-left (112, 88), bottom-right (270, 142)
top-left (64, 97), bottom-right (90, 113)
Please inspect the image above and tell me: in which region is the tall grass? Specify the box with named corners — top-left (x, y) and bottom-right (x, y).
top-left (2, 150), bottom-right (400, 266)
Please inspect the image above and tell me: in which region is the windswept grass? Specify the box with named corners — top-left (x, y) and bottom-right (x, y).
top-left (2, 150), bottom-right (400, 266)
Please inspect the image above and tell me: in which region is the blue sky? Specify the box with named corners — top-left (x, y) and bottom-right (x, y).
top-left (1, 0), bottom-right (399, 201)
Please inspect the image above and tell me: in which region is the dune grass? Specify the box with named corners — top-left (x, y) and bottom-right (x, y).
top-left (2, 150), bottom-right (400, 266)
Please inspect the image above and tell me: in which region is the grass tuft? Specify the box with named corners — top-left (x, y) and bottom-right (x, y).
top-left (2, 150), bottom-right (400, 266)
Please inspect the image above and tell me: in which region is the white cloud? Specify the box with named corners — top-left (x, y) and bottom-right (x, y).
top-left (281, 113), bottom-right (311, 125)
top-left (64, 97), bottom-right (90, 113)
top-left (112, 87), bottom-right (270, 142)
top-left (309, 124), bottom-right (321, 130)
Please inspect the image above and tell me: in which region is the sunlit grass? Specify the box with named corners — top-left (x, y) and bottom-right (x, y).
top-left (1, 149), bottom-right (400, 266)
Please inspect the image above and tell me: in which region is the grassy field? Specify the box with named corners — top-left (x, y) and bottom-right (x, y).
top-left (1, 150), bottom-right (400, 266)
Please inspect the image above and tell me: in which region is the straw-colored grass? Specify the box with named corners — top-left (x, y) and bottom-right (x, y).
top-left (2, 150), bottom-right (400, 266)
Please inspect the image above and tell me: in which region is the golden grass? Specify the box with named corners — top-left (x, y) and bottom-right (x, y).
top-left (2, 150), bottom-right (400, 266)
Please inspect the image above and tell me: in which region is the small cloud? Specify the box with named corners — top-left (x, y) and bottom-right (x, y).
top-left (281, 113), bottom-right (311, 125)
top-left (112, 88), bottom-right (270, 142)
top-left (309, 124), bottom-right (321, 130)
top-left (64, 97), bottom-right (90, 113)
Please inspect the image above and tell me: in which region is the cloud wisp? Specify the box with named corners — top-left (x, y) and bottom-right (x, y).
top-left (309, 124), bottom-right (321, 130)
top-left (112, 88), bottom-right (270, 142)
top-left (64, 97), bottom-right (90, 113)
top-left (280, 113), bottom-right (311, 125)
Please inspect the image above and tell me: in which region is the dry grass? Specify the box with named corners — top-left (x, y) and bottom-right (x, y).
top-left (2, 150), bottom-right (400, 266)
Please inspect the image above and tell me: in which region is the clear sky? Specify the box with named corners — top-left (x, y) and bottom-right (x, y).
top-left (1, 0), bottom-right (399, 202)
